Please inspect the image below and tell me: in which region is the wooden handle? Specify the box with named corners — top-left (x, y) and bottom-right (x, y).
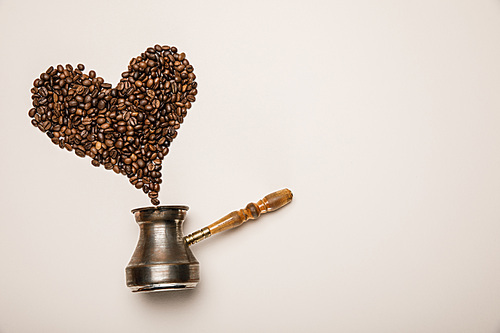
top-left (184, 188), bottom-right (293, 245)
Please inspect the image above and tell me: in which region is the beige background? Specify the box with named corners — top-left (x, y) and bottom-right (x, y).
top-left (1, 0), bottom-right (500, 332)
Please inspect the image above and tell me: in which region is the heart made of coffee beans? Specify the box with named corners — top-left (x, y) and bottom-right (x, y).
top-left (28, 45), bottom-right (197, 205)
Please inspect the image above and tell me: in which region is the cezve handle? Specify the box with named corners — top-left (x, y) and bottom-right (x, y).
top-left (184, 188), bottom-right (293, 246)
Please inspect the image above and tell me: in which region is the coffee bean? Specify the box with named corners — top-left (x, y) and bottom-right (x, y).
top-left (97, 100), bottom-right (106, 109)
top-left (29, 44), bottom-right (198, 206)
top-left (136, 159), bottom-right (145, 168)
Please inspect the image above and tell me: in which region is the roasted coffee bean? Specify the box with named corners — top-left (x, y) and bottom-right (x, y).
top-left (97, 100), bottom-right (106, 109)
top-left (136, 159), bottom-right (145, 168)
top-left (28, 44), bottom-right (198, 206)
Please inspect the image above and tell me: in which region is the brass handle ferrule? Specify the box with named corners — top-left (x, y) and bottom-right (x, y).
top-left (185, 227), bottom-right (211, 246)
